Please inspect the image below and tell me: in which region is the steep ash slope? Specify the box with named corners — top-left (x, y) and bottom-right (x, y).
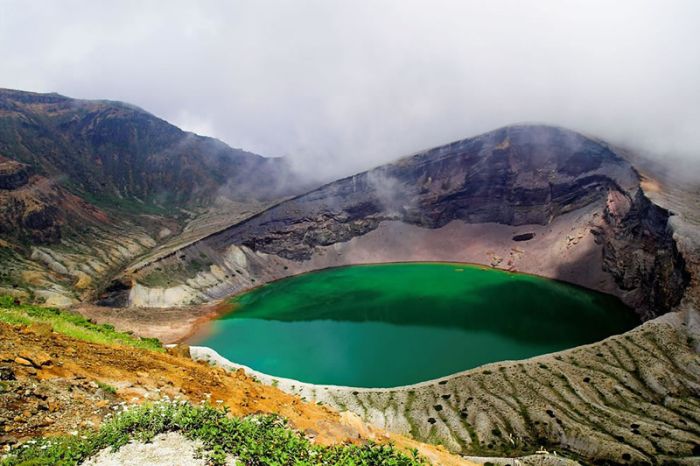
top-left (125, 125), bottom-right (688, 318)
top-left (212, 125), bottom-right (632, 255)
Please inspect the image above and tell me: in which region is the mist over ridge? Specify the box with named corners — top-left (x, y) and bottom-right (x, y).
top-left (1, 1), bottom-right (699, 183)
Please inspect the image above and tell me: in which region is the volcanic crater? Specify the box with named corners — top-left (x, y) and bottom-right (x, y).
top-left (89, 124), bottom-right (700, 464)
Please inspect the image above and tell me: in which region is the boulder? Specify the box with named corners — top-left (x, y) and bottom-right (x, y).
top-left (13, 357), bottom-right (32, 367)
top-left (0, 159), bottom-right (29, 190)
top-left (166, 344), bottom-right (191, 359)
top-left (17, 351), bottom-right (52, 368)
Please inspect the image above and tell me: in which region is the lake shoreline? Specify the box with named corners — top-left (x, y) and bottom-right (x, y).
top-left (195, 262), bottom-right (638, 387)
top-left (177, 300), bottom-right (235, 344)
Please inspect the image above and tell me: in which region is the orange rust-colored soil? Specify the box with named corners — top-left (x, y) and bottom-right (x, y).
top-left (0, 323), bottom-right (473, 465)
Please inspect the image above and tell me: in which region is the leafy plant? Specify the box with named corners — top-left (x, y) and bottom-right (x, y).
top-left (1, 401), bottom-right (426, 466)
top-left (96, 382), bottom-right (117, 395)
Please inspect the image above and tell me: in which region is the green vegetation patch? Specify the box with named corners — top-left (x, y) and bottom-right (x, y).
top-left (0, 296), bottom-right (162, 351)
top-left (1, 401), bottom-right (425, 466)
top-left (96, 381), bottom-right (118, 395)
top-left (75, 189), bottom-right (176, 217)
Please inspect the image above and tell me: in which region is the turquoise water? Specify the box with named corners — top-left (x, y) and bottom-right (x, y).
top-left (198, 263), bottom-right (638, 387)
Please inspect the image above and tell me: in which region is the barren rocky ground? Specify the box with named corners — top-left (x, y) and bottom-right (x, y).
top-left (82, 432), bottom-right (221, 466)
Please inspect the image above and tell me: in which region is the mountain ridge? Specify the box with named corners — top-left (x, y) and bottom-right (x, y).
top-left (0, 88), bottom-right (298, 208)
top-left (0, 88), bottom-right (306, 305)
top-left (118, 124), bottom-right (688, 320)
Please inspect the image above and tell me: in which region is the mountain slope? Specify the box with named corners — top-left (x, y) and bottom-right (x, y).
top-left (0, 88), bottom-right (295, 208)
top-left (122, 125), bottom-right (688, 319)
top-left (0, 89), bottom-right (304, 305)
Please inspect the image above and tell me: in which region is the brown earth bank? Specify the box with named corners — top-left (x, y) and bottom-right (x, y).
top-left (73, 301), bottom-right (234, 345)
top-left (0, 322), bottom-right (473, 465)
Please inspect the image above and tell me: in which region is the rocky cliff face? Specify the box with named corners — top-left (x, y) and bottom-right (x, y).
top-left (0, 156), bottom-right (63, 244)
top-left (596, 189), bottom-right (690, 319)
top-left (124, 125), bottom-right (690, 319)
top-left (0, 158), bottom-right (29, 190)
top-left (204, 125), bottom-right (635, 258)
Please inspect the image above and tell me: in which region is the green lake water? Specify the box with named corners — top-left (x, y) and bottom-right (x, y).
top-left (198, 263), bottom-right (638, 388)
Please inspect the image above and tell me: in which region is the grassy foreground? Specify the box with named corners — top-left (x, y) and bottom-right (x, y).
top-left (0, 295), bottom-right (162, 351)
top-left (1, 401), bottom-right (425, 466)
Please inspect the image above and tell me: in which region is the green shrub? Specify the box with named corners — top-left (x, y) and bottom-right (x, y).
top-left (0, 295), bottom-right (16, 307)
top-left (1, 401), bottom-right (426, 466)
top-left (96, 382), bottom-right (117, 395)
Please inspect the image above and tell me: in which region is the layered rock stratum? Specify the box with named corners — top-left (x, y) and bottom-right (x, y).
top-left (121, 125), bottom-right (689, 321)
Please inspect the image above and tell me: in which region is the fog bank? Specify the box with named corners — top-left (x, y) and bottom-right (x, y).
top-left (1, 0), bottom-right (698, 181)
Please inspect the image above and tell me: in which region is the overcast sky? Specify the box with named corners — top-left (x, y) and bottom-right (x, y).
top-left (1, 0), bottom-right (698, 180)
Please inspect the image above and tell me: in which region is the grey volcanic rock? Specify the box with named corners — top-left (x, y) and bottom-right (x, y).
top-left (124, 124), bottom-right (689, 319)
top-left (597, 189), bottom-right (690, 319)
top-left (205, 126), bottom-right (636, 260)
top-left (207, 125), bottom-right (638, 260)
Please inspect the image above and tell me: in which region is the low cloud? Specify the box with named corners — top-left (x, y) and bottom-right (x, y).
top-left (1, 0), bottom-right (698, 182)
